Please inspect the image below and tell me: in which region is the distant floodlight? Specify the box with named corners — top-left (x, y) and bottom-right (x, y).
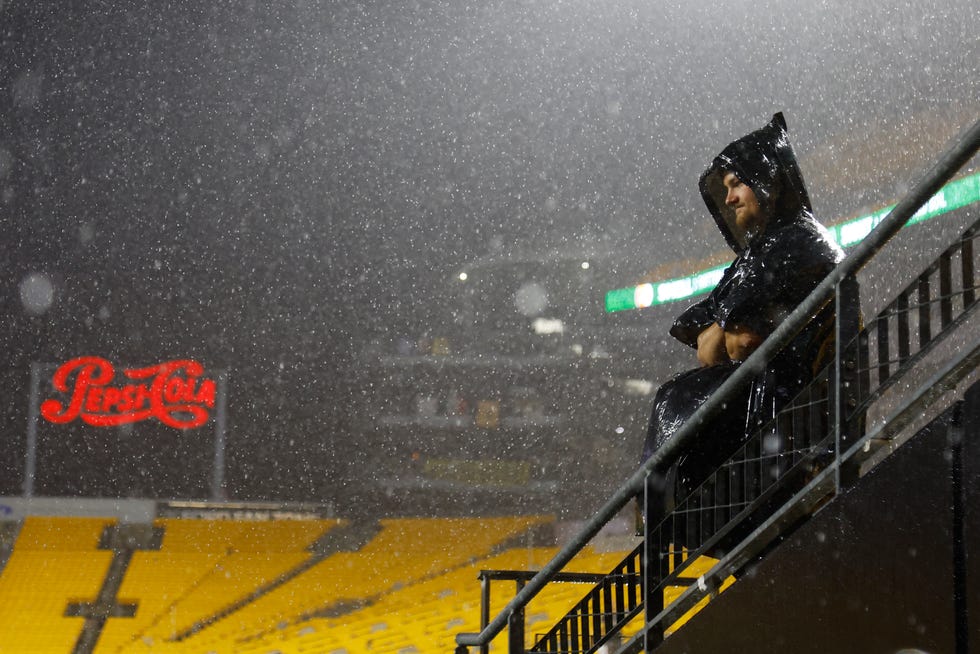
top-left (581, 261), bottom-right (590, 270)
top-left (458, 272), bottom-right (468, 281)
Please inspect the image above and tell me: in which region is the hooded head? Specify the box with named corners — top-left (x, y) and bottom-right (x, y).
top-left (699, 113), bottom-right (813, 253)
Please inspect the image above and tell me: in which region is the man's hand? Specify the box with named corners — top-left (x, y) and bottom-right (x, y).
top-left (696, 323), bottom-right (729, 367)
top-left (725, 324), bottom-right (764, 361)
top-left (696, 322), bottom-right (765, 366)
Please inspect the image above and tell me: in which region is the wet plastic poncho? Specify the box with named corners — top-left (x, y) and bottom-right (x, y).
top-left (642, 113), bottom-right (844, 502)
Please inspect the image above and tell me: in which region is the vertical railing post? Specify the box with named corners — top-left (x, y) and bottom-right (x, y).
top-left (832, 274), bottom-right (862, 489)
top-left (950, 394), bottom-right (967, 654)
top-left (480, 574), bottom-right (491, 654)
top-left (508, 579), bottom-right (526, 654)
top-left (953, 381), bottom-right (979, 652)
top-left (643, 470), bottom-right (666, 651)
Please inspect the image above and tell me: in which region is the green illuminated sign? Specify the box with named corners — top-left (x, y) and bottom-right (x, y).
top-left (605, 171), bottom-right (980, 312)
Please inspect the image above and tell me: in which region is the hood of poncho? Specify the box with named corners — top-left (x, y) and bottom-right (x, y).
top-left (698, 112), bottom-right (814, 254)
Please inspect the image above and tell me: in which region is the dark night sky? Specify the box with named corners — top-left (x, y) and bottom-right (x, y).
top-left (0, 0), bottom-right (977, 505)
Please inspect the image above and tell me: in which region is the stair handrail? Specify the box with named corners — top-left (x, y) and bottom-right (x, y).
top-left (455, 117), bottom-right (980, 652)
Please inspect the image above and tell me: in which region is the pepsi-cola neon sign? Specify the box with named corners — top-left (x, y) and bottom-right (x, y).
top-left (41, 357), bottom-right (217, 429)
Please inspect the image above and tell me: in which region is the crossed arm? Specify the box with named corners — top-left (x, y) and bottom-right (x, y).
top-left (696, 322), bottom-right (765, 367)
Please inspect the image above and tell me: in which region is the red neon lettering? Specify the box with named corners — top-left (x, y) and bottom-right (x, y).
top-left (84, 386), bottom-right (103, 413)
top-left (163, 377), bottom-right (184, 403)
top-left (40, 357), bottom-right (217, 430)
top-left (196, 379), bottom-right (216, 406)
top-left (101, 387), bottom-right (122, 412)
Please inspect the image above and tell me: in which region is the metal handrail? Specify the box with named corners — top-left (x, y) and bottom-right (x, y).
top-left (455, 117), bottom-right (980, 651)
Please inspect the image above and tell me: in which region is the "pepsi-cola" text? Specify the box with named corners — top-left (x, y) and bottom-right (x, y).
top-left (41, 357), bottom-right (217, 429)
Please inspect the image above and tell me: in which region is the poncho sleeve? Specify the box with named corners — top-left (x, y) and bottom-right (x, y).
top-left (667, 264), bottom-right (736, 348)
top-left (713, 224), bottom-right (839, 339)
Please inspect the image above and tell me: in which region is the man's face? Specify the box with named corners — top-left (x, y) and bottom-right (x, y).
top-left (722, 171), bottom-right (766, 234)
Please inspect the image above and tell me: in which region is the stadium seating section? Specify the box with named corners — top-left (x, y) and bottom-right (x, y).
top-left (0, 515), bottom-right (724, 653)
top-left (0, 517), bottom-right (114, 652)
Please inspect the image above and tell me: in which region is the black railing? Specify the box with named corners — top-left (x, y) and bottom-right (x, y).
top-left (525, 545), bottom-right (644, 654)
top-left (456, 117), bottom-right (980, 654)
top-left (475, 570), bottom-right (640, 654)
top-left (856, 220), bottom-right (979, 417)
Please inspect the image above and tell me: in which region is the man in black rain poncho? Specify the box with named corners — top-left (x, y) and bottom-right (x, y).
top-left (641, 113), bottom-right (844, 521)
